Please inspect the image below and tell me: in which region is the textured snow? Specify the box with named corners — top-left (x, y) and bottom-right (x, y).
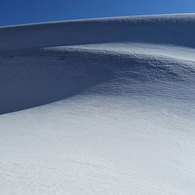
top-left (0, 14), bottom-right (195, 195)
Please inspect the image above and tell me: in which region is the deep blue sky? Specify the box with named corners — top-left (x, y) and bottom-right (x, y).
top-left (1, 0), bottom-right (195, 26)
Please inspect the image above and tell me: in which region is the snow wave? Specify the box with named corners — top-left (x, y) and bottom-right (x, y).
top-left (1, 13), bottom-right (195, 51)
top-left (0, 42), bottom-right (194, 114)
top-left (1, 14), bottom-right (195, 195)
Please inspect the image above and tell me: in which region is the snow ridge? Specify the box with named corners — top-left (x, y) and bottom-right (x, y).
top-left (0, 14), bottom-right (195, 195)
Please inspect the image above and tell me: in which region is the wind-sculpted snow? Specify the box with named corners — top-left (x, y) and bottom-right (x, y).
top-left (0, 14), bottom-right (195, 194)
top-left (1, 13), bottom-right (195, 51)
top-left (0, 42), bottom-right (194, 114)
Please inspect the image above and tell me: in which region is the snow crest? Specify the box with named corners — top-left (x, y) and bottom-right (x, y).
top-left (0, 14), bottom-right (195, 195)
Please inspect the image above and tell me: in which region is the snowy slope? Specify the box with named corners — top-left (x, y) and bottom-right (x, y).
top-left (0, 14), bottom-right (195, 195)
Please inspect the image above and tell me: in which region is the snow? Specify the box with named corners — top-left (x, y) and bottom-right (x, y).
top-left (0, 14), bottom-right (195, 194)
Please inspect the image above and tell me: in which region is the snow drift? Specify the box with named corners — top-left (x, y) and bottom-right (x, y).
top-left (0, 14), bottom-right (195, 194)
top-left (1, 14), bottom-right (195, 51)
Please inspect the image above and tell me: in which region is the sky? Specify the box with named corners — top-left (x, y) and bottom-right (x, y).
top-left (0, 0), bottom-right (195, 26)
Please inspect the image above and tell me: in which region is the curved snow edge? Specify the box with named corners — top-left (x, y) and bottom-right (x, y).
top-left (0, 13), bottom-right (195, 51)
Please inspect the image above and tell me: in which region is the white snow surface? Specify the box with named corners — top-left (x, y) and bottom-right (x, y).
top-left (0, 14), bottom-right (195, 194)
